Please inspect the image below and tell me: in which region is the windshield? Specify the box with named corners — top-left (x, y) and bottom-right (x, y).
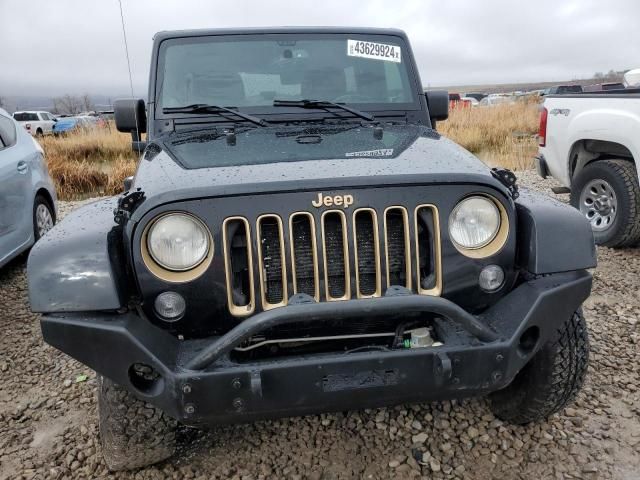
top-left (157, 34), bottom-right (417, 113)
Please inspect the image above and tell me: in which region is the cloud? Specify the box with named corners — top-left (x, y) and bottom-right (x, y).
top-left (0, 0), bottom-right (638, 96)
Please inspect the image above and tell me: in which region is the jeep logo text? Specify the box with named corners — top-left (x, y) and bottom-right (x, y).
top-left (312, 193), bottom-right (354, 208)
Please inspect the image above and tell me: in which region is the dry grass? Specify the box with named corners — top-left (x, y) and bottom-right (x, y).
top-left (42, 103), bottom-right (540, 199)
top-left (439, 100), bottom-right (540, 170)
top-left (40, 125), bottom-right (136, 200)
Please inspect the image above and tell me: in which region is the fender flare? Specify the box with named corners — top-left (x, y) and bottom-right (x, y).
top-left (28, 197), bottom-right (128, 312)
top-left (515, 189), bottom-right (596, 274)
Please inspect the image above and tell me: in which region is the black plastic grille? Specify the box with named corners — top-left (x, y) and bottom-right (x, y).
top-left (258, 217), bottom-right (285, 304)
top-left (291, 215), bottom-right (317, 298)
top-left (355, 210), bottom-right (378, 296)
top-left (385, 209), bottom-right (408, 287)
top-left (416, 207), bottom-right (436, 291)
top-left (223, 218), bottom-right (254, 313)
top-left (323, 212), bottom-right (347, 299)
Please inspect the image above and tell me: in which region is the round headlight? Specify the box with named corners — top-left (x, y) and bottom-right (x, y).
top-left (147, 213), bottom-right (210, 271)
top-left (449, 196), bottom-right (501, 249)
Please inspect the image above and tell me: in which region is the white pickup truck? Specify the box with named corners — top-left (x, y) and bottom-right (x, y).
top-left (12, 111), bottom-right (57, 136)
top-left (535, 88), bottom-right (640, 247)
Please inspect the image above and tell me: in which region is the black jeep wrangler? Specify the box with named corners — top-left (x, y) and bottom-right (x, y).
top-left (28, 27), bottom-right (596, 471)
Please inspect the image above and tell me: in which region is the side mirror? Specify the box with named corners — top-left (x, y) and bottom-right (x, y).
top-left (114, 98), bottom-right (147, 152)
top-left (425, 90), bottom-right (449, 126)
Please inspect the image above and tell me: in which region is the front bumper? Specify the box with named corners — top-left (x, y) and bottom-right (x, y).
top-left (40, 270), bottom-right (591, 425)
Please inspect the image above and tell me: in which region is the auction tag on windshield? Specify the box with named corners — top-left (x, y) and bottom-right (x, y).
top-left (347, 39), bottom-right (401, 63)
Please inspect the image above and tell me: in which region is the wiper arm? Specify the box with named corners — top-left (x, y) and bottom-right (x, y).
top-left (273, 99), bottom-right (374, 121)
top-left (162, 104), bottom-right (267, 126)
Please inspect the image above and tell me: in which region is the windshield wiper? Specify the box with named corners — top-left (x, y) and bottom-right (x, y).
top-left (272, 99), bottom-right (374, 121)
top-left (162, 104), bottom-right (267, 126)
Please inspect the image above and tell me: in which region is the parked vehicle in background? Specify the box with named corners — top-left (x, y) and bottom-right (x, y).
top-left (583, 83), bottom-right (626, 92)
top-left (12, 111), bottom-right (57, 136)
top-left (448, 92), bottom-right (471, 109)
top-left (0, 108), bottom-right (57, 268)
top-left (601, 82), bottom-right (625, 91)
top-left (29, 27), bottom-right (596, 471)
top-left (462, 92), bottom-right (486, 102)
top-left (624, 69), bottom-right (640, 88)
top-left (460, 96), bottom-right (479, 106)
top-left (52, 116), bottom-right (97, 135)
top-left (536, 88), bottom-right (640, 247)
top-left (479, 94), bottom-right (513, 106)
top-left (540, 85), bottom-right (583, 96)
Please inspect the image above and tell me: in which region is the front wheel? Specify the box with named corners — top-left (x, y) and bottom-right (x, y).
top-left (489, 309), bottom-right (589, 424)
top-left (98, 376), bottom-right (177, 471)
top-left (570, 159), bottom-right (640, 247)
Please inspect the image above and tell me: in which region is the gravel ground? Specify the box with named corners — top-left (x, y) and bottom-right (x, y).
top-left (1, 170), bottom-right (639, 480)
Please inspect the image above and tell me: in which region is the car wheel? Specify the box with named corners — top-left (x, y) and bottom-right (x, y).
top-left (98, 375), bottom-right (177, 471)
top-left (570, 159), bottom-right (640, 248)
top-left (35, 128), bottom-right (43, 137)
top-left (33, 195), bottom-right (55, 240)
top-left (489, 309), bottom-right (589, 424)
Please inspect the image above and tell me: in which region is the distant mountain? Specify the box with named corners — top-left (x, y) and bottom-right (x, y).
top-left (0, 93), bottom-right (137, 114)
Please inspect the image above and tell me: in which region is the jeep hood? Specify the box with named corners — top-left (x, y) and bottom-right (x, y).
top-left (131, 123), bottom-right (506, 218)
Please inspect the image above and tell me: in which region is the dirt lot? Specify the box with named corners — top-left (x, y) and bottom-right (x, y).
top-left (1, 170), bottom-right (639, 480)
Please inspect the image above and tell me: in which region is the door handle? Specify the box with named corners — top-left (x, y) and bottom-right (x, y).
top-left (17, 161), bottom-right (28, 174)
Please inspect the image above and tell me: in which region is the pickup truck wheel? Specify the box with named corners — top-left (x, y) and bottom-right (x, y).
top-left (98, 375), bottom-right (177, 471)
top-left (570, 159), bottom-right (640, 247)
top-left (489, 309), bottom-right (589, 424)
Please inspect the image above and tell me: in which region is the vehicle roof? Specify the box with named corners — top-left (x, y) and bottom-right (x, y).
top-left (12, 110), bottom-right (53, 115)
top-left (153, 26), bottom-right (408, 42)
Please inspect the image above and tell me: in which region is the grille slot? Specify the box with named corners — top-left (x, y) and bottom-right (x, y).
top-left (256, 215), bottom-right (287, 309)
top-left (415, 205), bottom-right (442, 295)
top-left (384, 207), bottom-right (411, 289)
top-left (290, 213), bottom-right (319, 301)
top-left (222, 217), bottom-right (255, 316)
top-left (321, 210), bottom-right (350, 301)
top-left (353, 208), bottom-right (381, 298)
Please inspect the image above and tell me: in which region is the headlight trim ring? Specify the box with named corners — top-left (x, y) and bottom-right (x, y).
top-left (141, 211), bottom-right (214, 283)
top-left (449, 195), bottom-right (510, 259)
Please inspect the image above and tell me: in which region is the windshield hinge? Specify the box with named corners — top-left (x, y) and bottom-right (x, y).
top-left (114, 188), bottom-right (146, 225)
top-left (491, 168), bottom-right (519, 199)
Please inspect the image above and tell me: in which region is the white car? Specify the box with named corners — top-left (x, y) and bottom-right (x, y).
top-left (536, 88), bottom-right (640, 247)
top-left (0, 108), bottom-right (57, 268)
top-left (12, 111), bottom-right (57, 136)
top-left (479, 94), bottom-right (514, 107)
top-left (460, 96), bottom-right (479, 106)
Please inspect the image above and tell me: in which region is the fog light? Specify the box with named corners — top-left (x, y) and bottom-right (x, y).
top-left (154, 292), bottom-right (186, 321)
top-left (479, 265), bottom-right (504, 292)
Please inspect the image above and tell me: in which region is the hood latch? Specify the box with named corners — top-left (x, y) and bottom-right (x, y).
top-left (114, 188), bottom-right (146, 225)
top-left (491, 168), bottom-right (519, 200)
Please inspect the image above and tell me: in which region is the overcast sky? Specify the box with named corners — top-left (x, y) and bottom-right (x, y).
top-left (1, 0), bottom-right (638, 97)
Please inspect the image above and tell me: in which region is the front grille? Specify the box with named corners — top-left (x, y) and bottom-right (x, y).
top-left (223, 205), bottom-right (441, 316)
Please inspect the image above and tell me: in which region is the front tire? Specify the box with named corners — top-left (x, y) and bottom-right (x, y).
top-left (489, 309), bottom-right (589, 424)
top-left (98, 376), bottom-right (177, 471)
top-left (570, 159), bottom-right (640, 247)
